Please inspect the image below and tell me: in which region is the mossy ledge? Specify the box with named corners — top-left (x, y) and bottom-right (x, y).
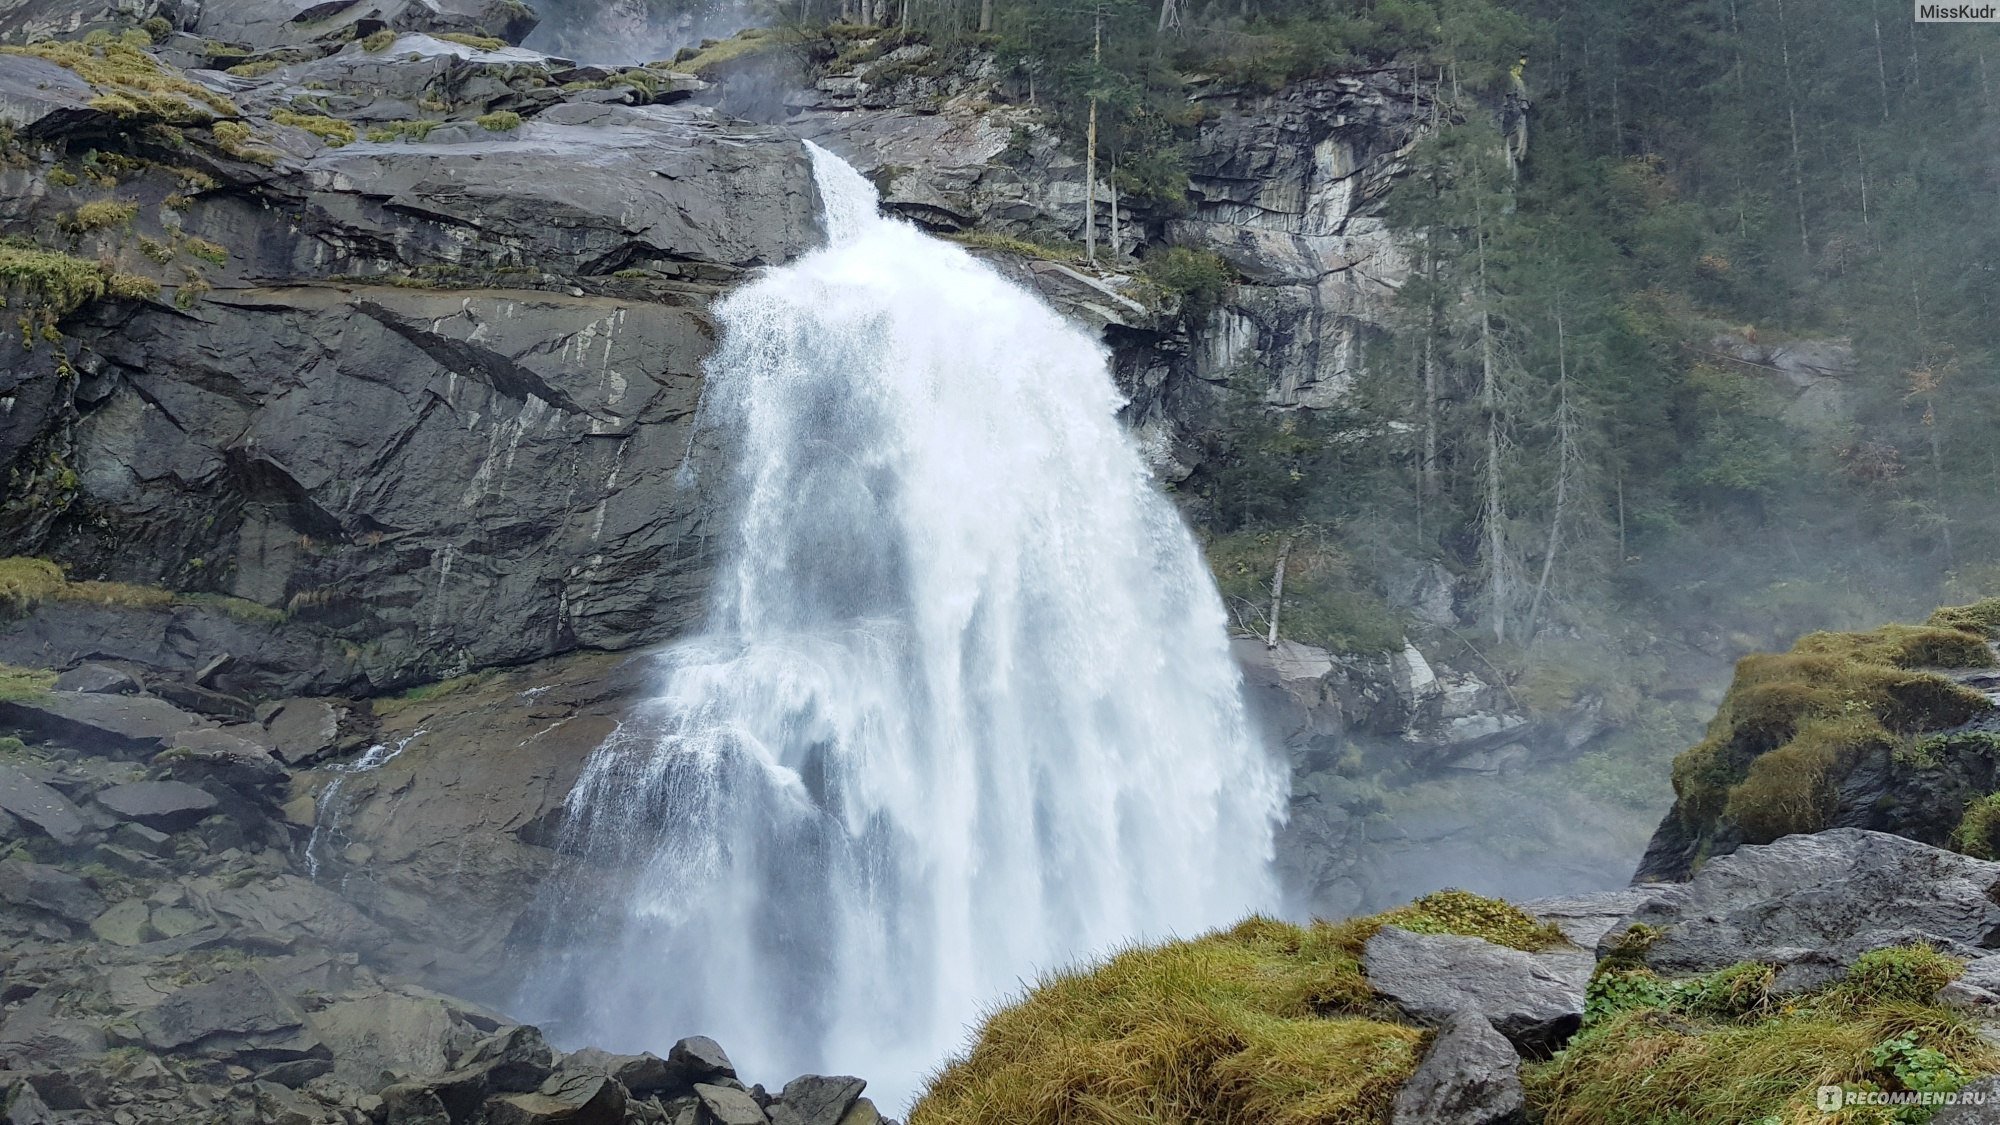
top-left (911, 890), bottom-right (1559, 1125)
top-left (1638, 597), bottom-right (2000, 877)
top-left (0, 556), bottom-right (279, 625)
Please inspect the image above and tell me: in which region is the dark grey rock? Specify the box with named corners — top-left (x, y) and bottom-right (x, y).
top-left (770, 1075), bottom-right (866, 1125)
top-left (1391, 1010), bottom-right (1526, 1125)
top-left (695, 1082), bottom-right (769, 1125)
top-left (0, 693), bottom-right (204, 757)
top-left (51, 663), bottom-right (140, 695)
top-left (0, 859), bottom-right (104, 923)
top-left (669, 1035), bottom-right (736, 1082)
top-left (1363, 927), bottom-right (1592, 1056)
top-left (110, 821), bottom-right (174, 857)
top-left (0, 763), bottom-right (86, 847)
top-left (191, 0), bottom-right (536, 51)
top-left (1520, 888), bottom-right (1666, 950)
top-left (93, 779), bottom-right (219, 831)
top-left (158, 727), bottom-right (287, 791)
top-left (431, 1025), bottom-right (556, 1119)
top-left (1603, 829), bottom-right (2000, 975)
top-left (135, 970), bottom-right (305, 1052)
top-left (1, 1075), bottom-right (55, 1125)
top-left (0, 993), bottom-right (107, 1067)
top-left (261, 699), bottom-right (342, 765)
top-left (527, 1071), bottom-right (628, 1123)
top-left (380, 1081), bottom-right (453, 1125)
top-left (562, 1047), bottom-right (675, 1095)
top-left (0, 53), bottom-right (100, 138)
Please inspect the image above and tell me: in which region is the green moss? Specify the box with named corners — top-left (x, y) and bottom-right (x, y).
top-left (46, 167), bottom-right (79, 188)
top-left (1954, 794), bottom-right (2000, 859)
top-left (361, 29), bottom-right (397, 52)
top-left (1, 39), bottom-right (234, 125)
top-left (437, 32), bottom-right (506, 50)
top-left (225, 59), bottom-right (281, 77)
top-left (210, 120), bottom-right (277, 165)
top-left (474, 110), bottom-right (521, 132)
top-left (64, 199), bottom-right (138, 232)
top-left (365, 119), bottom-right (441, 144)
top-left (912, 914), bottom-right (1420, 1125)
top-left (0, 240), bottom-right (118, 317)
top-left (372, 669), bottom-right (498, 717)
top-left (0, 663), bottom-right (57, 702)
top-left (1667, 602), bottom-right (1997, 849)
top-left (181, 237), bottom-right (227, 265)
top-left (671, 27), bottom-right (781, 74)
top-left (271, 110), bottom-right (355, 147)
top-left (1530, 945), bottom-right (1988, 1124)
top-left (1371, 888), bottom-right (1569, 952)
top-left (176, 592), bottom-right (285, 625)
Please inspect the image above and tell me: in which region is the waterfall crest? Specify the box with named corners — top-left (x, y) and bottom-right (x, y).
top-left (522, 143), bottom-right (1285, 1109)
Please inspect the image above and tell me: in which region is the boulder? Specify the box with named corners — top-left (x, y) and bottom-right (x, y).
top-left (695, 1082), bottom-right (770, 1125)
top-left (305, 991), bottom-right (485, 1088)
top-left (261, 700), bottom-right (343, 766)
top-left (93, 780), bottom-right (219, 831)
top-left (380, 1082), bottom-right (453, 1125)
top-left (482, 1073), bottom-right (628, 1124)
top-left (191, 0), bottom-right (538, 51)
top-left (0, 994), bottom-right (107, 1067)
top-left (1604, 829), bottom-right (2000, 974)
top-left (1363, 927), bottom-right (1592, 1055)
top-left (0, 693), bottom-right (204, 757)
top-left (158, 728), bottom-right (287, 791)
top-left (1520, 888), bottom-right (1666, 949)
top-left (836, 1100), bottom-right (882, 1125)
top-left (0, 859), bottom-right (104, 924)
top-left (0, 763), bottom-right (87, 847)
top-left (669, 1036), bottom-right (737, 1083)
top-left (561, 1047), bottom-right (675, 1095)
top-left (135, 969), bottom-right (306, 1052)
top-left (431, 1025), bottom-right (556, 1120)
top-left (88, 898), bottom-right (155, 947)
top-left (770, 1076), bottom-right (866, 1125)
top-left (1390, 1010), bottom-right (1526, 1125)
top-left (51, 664), bottom-right (140, 695)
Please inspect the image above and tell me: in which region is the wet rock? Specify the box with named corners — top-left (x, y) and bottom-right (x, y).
top-left (158, 728), bottom-right (288, 792)
top-left (88, 898), bottom-right (155, 947)
top-left (1363, 927), bottom-right (1592, 1056)
top-left (561, 1048), bottom-right (674, 1096)
top-left (51, 664), bottom-right (140, 695)
top-left (431, 1025), bottom-right (556, 1119)
top-left (0, 859), bottom-right (105, 924)
top-left (1391, 1010), bottom-right (1526, 1125)
top-left (0, 763), bottom-right (87, 848)
top-left (262, 700), bottom-right (343, 766)
top-left (769, 1076), bottom-right (865, 1125)
top-left (1520, 888), bottom-right (1666, 949)
top-left (93, 780), bottom-right (219, 832)
top-left (380, 1081), bottom-right (453, 1125)
top-left (0, 54), bottom-right (100, 138)
top-left (668, 1036), bottom-right (736, 1083)
top-left (1605, 829), bottom-right (2000, 974)
top-left (695, 1082), bottom-right (769, 1125)
top-left (192, 0), bottom-right (538, 51)
top-left (0, 693), bottom-right (204, 757)
top-left (135, 969), bottom-right (306, 1053)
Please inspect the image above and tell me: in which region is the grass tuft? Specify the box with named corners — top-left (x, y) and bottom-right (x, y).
top-left (0, 663), bottom-right (57, 702)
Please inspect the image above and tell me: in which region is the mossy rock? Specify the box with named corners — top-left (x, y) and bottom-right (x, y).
top-left (1639, 598), bottom-right (2000, 880)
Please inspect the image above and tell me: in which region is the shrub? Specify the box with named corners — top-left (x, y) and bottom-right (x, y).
top-left (362, 29), bottom-right (397, 52)
top-left (1954, 793), bottom-right (2000, 859)
top-left (1141, 246), bottom-right (1235, 324)
top-left (64, 199), bottom-right (138, 232)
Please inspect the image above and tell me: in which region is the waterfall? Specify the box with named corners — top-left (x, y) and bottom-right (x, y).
top-left (520, 144), bottom-right (1286, 1109)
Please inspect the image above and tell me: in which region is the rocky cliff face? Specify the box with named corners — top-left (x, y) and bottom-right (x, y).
top-left (1, 21), bottom-right (818, 693)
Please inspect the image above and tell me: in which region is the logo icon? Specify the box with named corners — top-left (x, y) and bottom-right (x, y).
top-left (1817, 1086), bottom-right (1844, 1112)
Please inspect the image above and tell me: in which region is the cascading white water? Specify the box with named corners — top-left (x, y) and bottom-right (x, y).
top-left (521, 144), bottom-right (1286, 1109)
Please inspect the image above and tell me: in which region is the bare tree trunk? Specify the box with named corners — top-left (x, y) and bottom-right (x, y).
top-left (979, 0), bottom-right (992, 32)
top-left (1109, 161), bottom-right (1121, 257)
top-left (1873, 10), bottom-right (1892, 120)
top-left (1265, 536), bottom-right (1294, 649)
top-left (1525, 300), bottom-right (1573, 645)
top-left (1474, 186), bottom-right (1506, 646)
top-left (1156, 0), bottom-right (1179, 35)
top-left (1777, 0), bottom-right (1810, 261)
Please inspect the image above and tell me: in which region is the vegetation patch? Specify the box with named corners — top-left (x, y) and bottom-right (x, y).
top-left (669, 27), bottom-right (782, 74)
top-left (1530, 945), bottom-right (1990, 1124)
top-left (365, 119), bottom-right (442, 144)
top-left (271, 110), bottom-right (356, 147)
top-left (436, 32), bottom-right (506, 50)
top-left (913, 889), bottom-right (1565, 1125)
top-left (361, 29), bottom-right (397, 52)
top-left (372, 670), bottom-right (500, 717)
top-left (0, 239), bottom-right (160, 330)
top-left (1138, 246), bottom-right (1235, 324)
top-left (62, 200), bottom-right (138, 233)
top-left (0, 557), bottom-right (176, 618)
top-left (0, 663), bottom-right (57, 703)
top-left (474, 110), bottom-right (521, 132)
top-left (1, 35), bottom-right (234, 124)
top-left (1666, 600), bottom-right (1999, 848)
top-left (943, 230), bottom-right (1083, 264)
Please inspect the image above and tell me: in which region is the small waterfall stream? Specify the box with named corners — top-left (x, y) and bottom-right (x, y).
top-left (521, 144), bottom-right (1286, 1109)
